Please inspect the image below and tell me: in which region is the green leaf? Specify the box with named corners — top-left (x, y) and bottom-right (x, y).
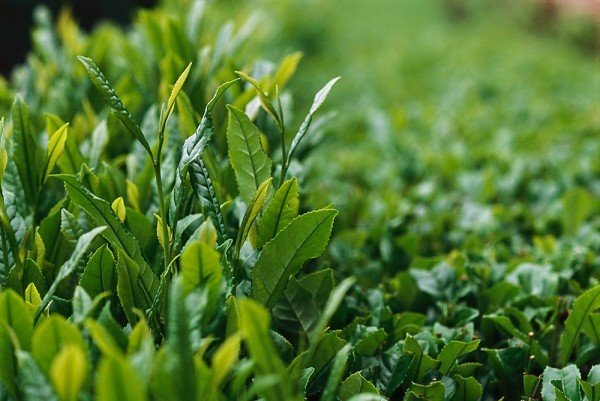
top-left (12, 96), bottom-right (43, 207)
top-left (561, 187), bottom-right (593, 236)
top-left (560, 285), bottom-right (600, 365)
top-left (60, 208), bottom-right (84, 242)
top-left (403, 335), bottom-right (440, 382)
top-left (235, 71), bottom-right (282, 128)
top-left (210, 333), bottom-right (241, 387)
top-left (354, 327), bottom-right (387, 357)
top-left (97, 355), bottom-right (148, 401)
top-left (579, 378), bottom-right (600, 401)
top-left (250, 208), bottom-right (338, 310)
top-left (226, 105), bottom-right (273, 204)
top-left (0, 118), bottom-right (7, 184)
top-left (543, 365), bottom-right (581, 401)
top-left (310, 277), bottom-right (355, 345)
top-left (79, 244), bottom-right (116, 299)
top-left (238, 298), bottom-right (299, 401)
top-left (54, 174), bottom-right (155, 283)
top-left (257, 177), bottom-right (299, 249)
top-left (405, 381), bottom-right (445, 401)
top-left (169, 79), bottom-right (237, 227)
top-left (16, 351), bottom-right (59, 401)
top-left (180, 240), bottom-right (222, 319)
top-left (152, 276), bottom-right (196, 401)
top-left (78, 56), bottom-right (153, 158)
top-left (0, 290), bottom-right (33, 350)
top-left (451, 374), bottom-right (483, 401)
top-left (0, 323), bottom-right (17, 397)
top-left (41, 123), bottom-right (68, 185)
top-left (320, 343), bottom-right (351, 401)
top-left (378, 343), bottom-right (414, 397)
top-left (32, 315), bottom-right (86, 375)
top-left (189, 158), bottom-right (229, 246)
top-left (338, 372), bottom-right (379, 401)
top-left (438, 340), bottom-right (480, 376)
top-left (273, 277), bottom-right (320, 338)
top-left (49, 345), bottom-right (87, 401)
top-left (116, 249), bottom-right (157, 327)
top-left (162, 62), bottom-right (192, 129)
top-left (235, 177), bottom-right (272, 258)
top-left (288, 77), bottom-right (340, 160)
top-left (36, 226), bottom-right (106, 320)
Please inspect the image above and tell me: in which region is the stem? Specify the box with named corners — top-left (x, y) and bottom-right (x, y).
top-left (278, 125), bottom-right (287, 187)
top-left (154, 159), bottom-right (171, 270)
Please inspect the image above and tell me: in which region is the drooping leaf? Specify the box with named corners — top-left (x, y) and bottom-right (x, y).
top-left (235, 177), bottom-right (272, 258)
top-left (49, 345), bottom-right (87, 401)
top-left (97, 355), bottom-right (148, 401)
top-left (78, 56), bottom-right (153, 157)
top-left (257, 177), bottom-right (299, 249)
top-left (12, 96), bottom-right (44, 207)
top-left (79, 244), bottom-right (116, 299)
top-left (41, 123), bottom-right (68, 184)
top-left (250, 208), bottom-right (338, 310)
top-left (235, 71), bottom-right (281, 128)
top-left (288, 77), bottom-right (340, 160)
top-left (560, 285), bottom-right (600, 365)
top-left (226, 105), bottom-right (273, 204)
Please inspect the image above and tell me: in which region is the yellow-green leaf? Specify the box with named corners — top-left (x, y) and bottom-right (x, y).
top-left (235, 177), bottom-right (272, 258)
top-left (211, 333), bottom-right (241, 386)
top-left (42, 123), bottom-right (68, 184)
top-left (112, 197), bottom-right (126, 222)
top-left (50, 345), bottom-right (87, 401)
top-left (164, 62), bottom-right (192, 125)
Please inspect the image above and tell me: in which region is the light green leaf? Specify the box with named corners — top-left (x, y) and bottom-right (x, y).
top-left (250, 208), bottom-right (338, 310)
top-left (560, 285), bottom-right (600, 365)
top-left (288, 77), bottom-right (340, 161)
top-left (543, 365), bottom-right (581, 401)
top-left (32, 315), bottom-right (85, 375)
top-left (561, 187), bottom-right (593, 237)
top-left (78, 56), bottom-right (152, 157)
top-left (16, 351), bottom-right (59, 401)
top-left (226, 105), bottom-right (273, 204)
top-left (41, 123), bottom-right (68, 185)
top-left (438, 340), bottom-right (480, 376)
top-left (50, 345), bottom-right (87, 401)
top-left (235, 177), bottom-right (272, 258)
top-left (238, 299), bottom-right (299, 401)
top-left (338, 371), bottom-right (379, 401)
top-left (12, 96), bottom-right (44, 207)
top-left (235, 71), bottom-right (281, 128)
top-left (211, 333), bottom-right (241, 387)
top-left (0, 290), bottom-right (33, 350)
top-left (80, 244), bottom-right (116, 299)
top-left (181, 240), bottom-right (222, 318)
top-left (257, 177), bottom-right (299, 249)
top-left (452, 374), bottom-right (483, 401)
top-left (60, 208), bottom-right (84, 242)
top-left (97, 355), bottom-right (148, 401)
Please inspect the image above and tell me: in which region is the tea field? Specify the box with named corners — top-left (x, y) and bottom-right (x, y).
top-left (0, 0), bottom-right (600, 400)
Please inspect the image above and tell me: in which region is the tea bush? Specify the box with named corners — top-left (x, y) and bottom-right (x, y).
top-left (2, 0), bottom-right (600, 400)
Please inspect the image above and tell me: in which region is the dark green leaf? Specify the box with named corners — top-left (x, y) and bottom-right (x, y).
top-left (79, 244), bottom-right (116, 299)
top-left (320, 343), bottom-right (351, 401)
top-left (451, 374), bottom-right (483, 401)
top-left (338, 372), bottom-right (379, 401)
top-left (560, 285), bottom-right (600, 365)
top-left (438, 340), bottom-right (480, 376)
top-left (16, 351), bottom-right (59, 401)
